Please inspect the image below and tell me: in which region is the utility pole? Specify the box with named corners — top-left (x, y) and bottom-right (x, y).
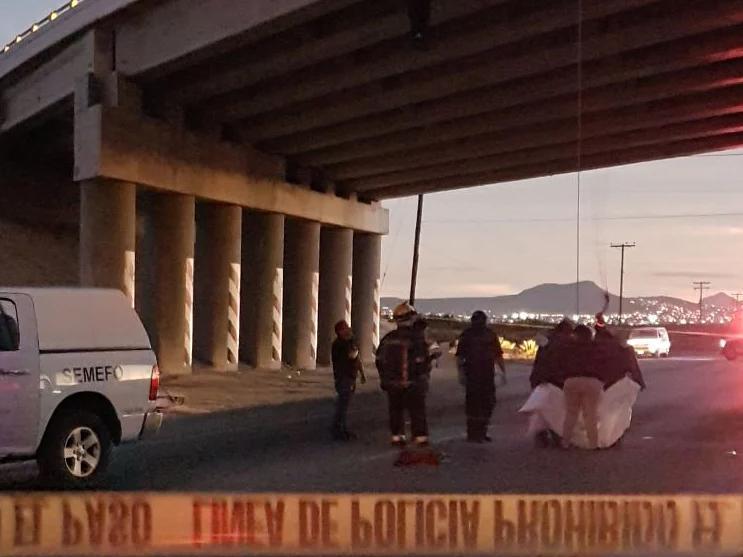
top-left (693, 281), bottom-right (711, 322)
top-left (732, 293), bottom-right (743, 321)
top-left (611, 242), bottom-right (635, 324)
top-left (409, 194), bottom-right (424, 306)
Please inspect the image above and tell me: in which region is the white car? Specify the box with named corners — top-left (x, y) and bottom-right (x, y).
top-left (0, 288), bottom-right (162, 487)
top-left (627, 327), bottom-right (671, 357)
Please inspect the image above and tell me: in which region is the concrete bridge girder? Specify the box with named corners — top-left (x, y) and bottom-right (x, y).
top-left (12, 0), bottom-right (743, 373)
top-left (69, 65), bottom-right (386, 375)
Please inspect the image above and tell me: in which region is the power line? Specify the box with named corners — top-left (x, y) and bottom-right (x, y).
top-left (425, 210), bottom-right (743, 224)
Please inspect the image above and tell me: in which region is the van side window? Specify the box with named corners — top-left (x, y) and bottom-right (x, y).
top-left (0, 300), bottom-right (20, 351)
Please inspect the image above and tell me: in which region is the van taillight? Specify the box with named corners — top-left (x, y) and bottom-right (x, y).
top-left (149, 364), bottom-right (160, 401)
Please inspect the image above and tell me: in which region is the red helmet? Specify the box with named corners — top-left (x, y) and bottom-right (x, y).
top-left (393, 302), bottom-right (416, 321)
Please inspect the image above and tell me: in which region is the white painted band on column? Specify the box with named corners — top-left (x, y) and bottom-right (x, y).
top-left (345, 274), bottom-right (353, 325)
top-left (227, 262), bottom-right (241, 366)
top-left (124, 249), bottom-right (136, 308)
top-left (272, 267), bottom-right (283, 364)
top-left (184, 257), bottom-right (194, 367)
top-left (372, 278), bottom-right (381, 350)
top-left (310, 271), bottom-right (319, 362)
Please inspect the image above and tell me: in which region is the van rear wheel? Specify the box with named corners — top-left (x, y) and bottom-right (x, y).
top-left (37, 410), bottom-right (112, 488)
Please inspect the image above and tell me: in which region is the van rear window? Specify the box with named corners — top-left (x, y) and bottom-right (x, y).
top-left (630, 328), bottom-right (659, 339)
top-left (0, 299), bottom-right (20, 351)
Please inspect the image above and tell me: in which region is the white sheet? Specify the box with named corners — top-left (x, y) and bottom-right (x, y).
top-left (519, 377), bottom-right (641, 449)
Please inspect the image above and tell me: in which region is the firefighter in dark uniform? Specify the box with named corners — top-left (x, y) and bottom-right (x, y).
top-left (456, 310), bottom-right (506, 443)
top-left (375, 302), bottom-right (440, 447)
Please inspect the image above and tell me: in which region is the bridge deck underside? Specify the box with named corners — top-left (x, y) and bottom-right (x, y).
top-left (8, 0), bottom-right (743, 200)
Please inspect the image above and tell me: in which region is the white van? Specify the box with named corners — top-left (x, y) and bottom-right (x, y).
top-left (0, 288), bottom-right (162, 487)
top-left (627, 327), bottom-right (671, 357)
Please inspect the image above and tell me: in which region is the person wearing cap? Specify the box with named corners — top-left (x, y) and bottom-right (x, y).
top-left (456, 311), bottom-right (505, 442)
top-left (331, 320), bottom-right (365, 441)
top-left (375, 302), bottom-right (438, 447)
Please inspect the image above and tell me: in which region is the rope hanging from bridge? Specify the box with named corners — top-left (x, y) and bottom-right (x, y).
top-left (574, 0), bottom-right (611, 323)
top-left (575, 0), bottom-right (584, 316)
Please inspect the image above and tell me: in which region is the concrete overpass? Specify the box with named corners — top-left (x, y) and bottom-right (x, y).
top-left (2, 0), bottom-right (743, 373)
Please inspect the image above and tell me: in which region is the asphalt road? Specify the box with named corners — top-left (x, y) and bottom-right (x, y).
top-left (3, 354), bottom-right (743, 494)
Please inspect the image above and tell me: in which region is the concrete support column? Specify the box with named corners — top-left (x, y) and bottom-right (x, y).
top-left (194, 204), bottom-right (242, 370)
top-left (317, 228), bottom-right (353, 366)
top-left (283, 219), bottom-right (321, 370)
top-left (79, 179), bottom-right (136, 305)
top-left (240, 212), bottom-right (284, 369)
top-left (352, 233), bottom-right (382, 361)
top-left (150, 193), bottom-right (195, 375)
top-left (135, 193), bottom-right (156, 342)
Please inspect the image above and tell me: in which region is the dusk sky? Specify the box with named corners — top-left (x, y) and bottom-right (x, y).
top-left (5, 2), bottom-right (743, 303)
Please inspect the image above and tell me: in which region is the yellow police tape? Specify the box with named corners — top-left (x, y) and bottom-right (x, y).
top-left (1, 493), bottom-right (741, 555)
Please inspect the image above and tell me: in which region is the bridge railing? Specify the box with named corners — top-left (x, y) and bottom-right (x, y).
top-left (1, 0), bottom-right (85, 55)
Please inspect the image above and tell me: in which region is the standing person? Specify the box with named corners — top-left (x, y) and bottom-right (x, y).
top-left (456, 311), bottom-right (505, 442)
top-left (375, 302), bottom-right (437, 447)
top-left (331, 320), bottom-right (365, 441)
top-left (561, 325), bottom-right (603, 449)
top-left (530, 319), bottom-right (573, 389)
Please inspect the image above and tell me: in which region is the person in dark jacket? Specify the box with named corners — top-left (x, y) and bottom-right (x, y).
top-left (331, 320), bottom-right (365, 441)
top-left (375, 302), bottom-right (439, 446)
top-left (561, 325), bottom-right (604, 449)
top-left (529, 319), bottom-right (573, 447)
top-left (456, 311), bottom-right (505, 442)
top-left (593, 327), bottom-right (646, 390)
top-left (530, 319), bottom-right (574, 389)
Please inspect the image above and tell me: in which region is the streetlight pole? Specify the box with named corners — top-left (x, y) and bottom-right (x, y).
top-left (611, 242), bottom-right (636, 324)
top-left (693, 281), bottom-right (711, 322)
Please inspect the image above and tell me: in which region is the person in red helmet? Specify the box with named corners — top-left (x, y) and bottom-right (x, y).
top-left (375, 302), bottom-right (439, 446)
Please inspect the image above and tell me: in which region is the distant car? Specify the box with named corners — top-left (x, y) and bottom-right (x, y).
top-left (720, 337), bottom-right (742, 361)
top-left (627, 327), bottom-right (671, 357)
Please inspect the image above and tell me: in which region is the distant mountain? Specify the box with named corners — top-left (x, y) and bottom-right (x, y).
top-left (703, 292), bottom-right (737, 308)
top-left (382, 281), bottom-right (701, 317)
